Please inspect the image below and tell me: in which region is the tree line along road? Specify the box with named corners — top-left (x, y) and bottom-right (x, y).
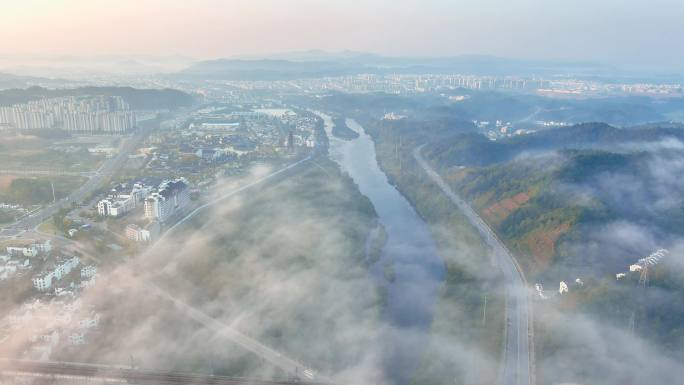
top-left (413, 145), bottom-right (533, 385)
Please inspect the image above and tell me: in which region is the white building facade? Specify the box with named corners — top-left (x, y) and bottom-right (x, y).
top-left (32, 256), bottom-right (80, 291)
top-left (144, 178), bottom-right (190, 223)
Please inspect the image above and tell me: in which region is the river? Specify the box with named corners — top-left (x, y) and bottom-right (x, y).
top-left (317, 112), bottom-right (445, 384)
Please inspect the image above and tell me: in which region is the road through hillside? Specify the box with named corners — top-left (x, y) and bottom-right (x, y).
top-left (413, 145), bottom-right (532, 385)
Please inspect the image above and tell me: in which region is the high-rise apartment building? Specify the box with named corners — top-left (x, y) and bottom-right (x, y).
top-left (0, 95), bottom-right (136, 133)
top-left (144, 178), bottom-right (190, 223)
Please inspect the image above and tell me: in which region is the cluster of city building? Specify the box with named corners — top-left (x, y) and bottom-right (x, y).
top-left (0, 95), bottom-right (136, 133)
top-left (214, 75), bottom-right (550, 95)
top-left (185, 107), bottom-right (315, 150)
top-left (96, 178), bottom-right (189, 244)
top-left (31, 256), bottom-right (81, 292)
top-left (382, 112), bottom-right (407, 121)
top-left (6, 239), bottom-right (52, 258)
top-left (470, 119), bottom-right (536, 140)
top-left (0, 240), bottom-right (52, 281)
top-left (535, 120), bottom-right (572, 127)
top-left (1, 239), bottom-right (84, 294)
top-left (321, 74), bottom-right (550, 93)
top-left (209, 74), bottom-right (684, 99)
top-left (145, 107), bottom-right (316, 176)
top-left (1, 238), bottom-right (96, 293)
top-left (97, 183), bottom-right (153, 218)
top-left (0, 234), bottom-right (101, 359)
top-left (3, 290), bottom-right (101, 360)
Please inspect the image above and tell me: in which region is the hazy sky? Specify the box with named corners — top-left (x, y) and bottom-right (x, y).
top-left (2, 0), bottom-right (683, 66)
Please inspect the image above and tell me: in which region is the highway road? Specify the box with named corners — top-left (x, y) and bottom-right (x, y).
top-left (413, 145), bottom-right (532, 385)
top-left (0, 127), bottom-right (150, 238)
top-left (0, 359), bottom-right (329, 385)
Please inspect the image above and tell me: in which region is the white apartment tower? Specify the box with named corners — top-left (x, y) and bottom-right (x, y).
top-left (144, 178), bottom-right (190, 223)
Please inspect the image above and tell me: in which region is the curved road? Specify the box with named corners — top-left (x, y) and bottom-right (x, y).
top-left (413, 145), bottom-right (532, 385)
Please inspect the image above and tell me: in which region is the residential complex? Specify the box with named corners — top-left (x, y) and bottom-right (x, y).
top-left (97, 178), bottom-right (190, 223)
top-left (80, 265), bottom-right (97, 279)
top-left (0, 95), bottom-right (136, 133)
top-left (97, 183), bottom-right (152, 218)
top-left (4, 294), bottom-right (101, 359)
top-left (31, 256), bottom-right (80, 291)
top-left (0, 255), bottom-right (30, 281)
top-left (6, 240), bottom-right (52, 258)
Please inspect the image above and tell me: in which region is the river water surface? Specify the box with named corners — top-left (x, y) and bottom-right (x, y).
top-left (318, 113), bottom-right (445, 384)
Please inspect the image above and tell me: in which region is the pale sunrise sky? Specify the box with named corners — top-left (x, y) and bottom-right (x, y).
top-left (2, 0), bottom-right (683, 66)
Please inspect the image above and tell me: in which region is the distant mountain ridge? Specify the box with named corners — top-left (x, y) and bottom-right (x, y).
top-left (174, 53), bottom-right (610, 80)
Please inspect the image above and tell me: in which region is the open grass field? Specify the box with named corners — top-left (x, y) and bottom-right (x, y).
top-left (0, 132), bottom-right (109, 171)
top-left (0, 175), bottom-right (88, 205)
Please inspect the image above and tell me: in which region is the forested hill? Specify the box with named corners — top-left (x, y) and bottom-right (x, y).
top-left (426, 122), bottom-right (684, 167)
top-left (0, 86), bottom-right (195, 110)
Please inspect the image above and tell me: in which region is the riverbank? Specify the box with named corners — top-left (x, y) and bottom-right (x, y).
top-left (331, 116), bottom-right (360, 140)
top-left (363, 119), bottom-right (506, 385)
top-left (317, 112), bottom-right (446, 385)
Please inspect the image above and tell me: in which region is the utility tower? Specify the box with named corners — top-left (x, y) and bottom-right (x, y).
top-left (629, 249), bottom-right (668, 333)
top-left (638, 263), bottom-right (649, 288)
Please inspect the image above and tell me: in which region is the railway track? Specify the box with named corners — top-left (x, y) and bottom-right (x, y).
top-left (0, 359), bottom-right (327, 385)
